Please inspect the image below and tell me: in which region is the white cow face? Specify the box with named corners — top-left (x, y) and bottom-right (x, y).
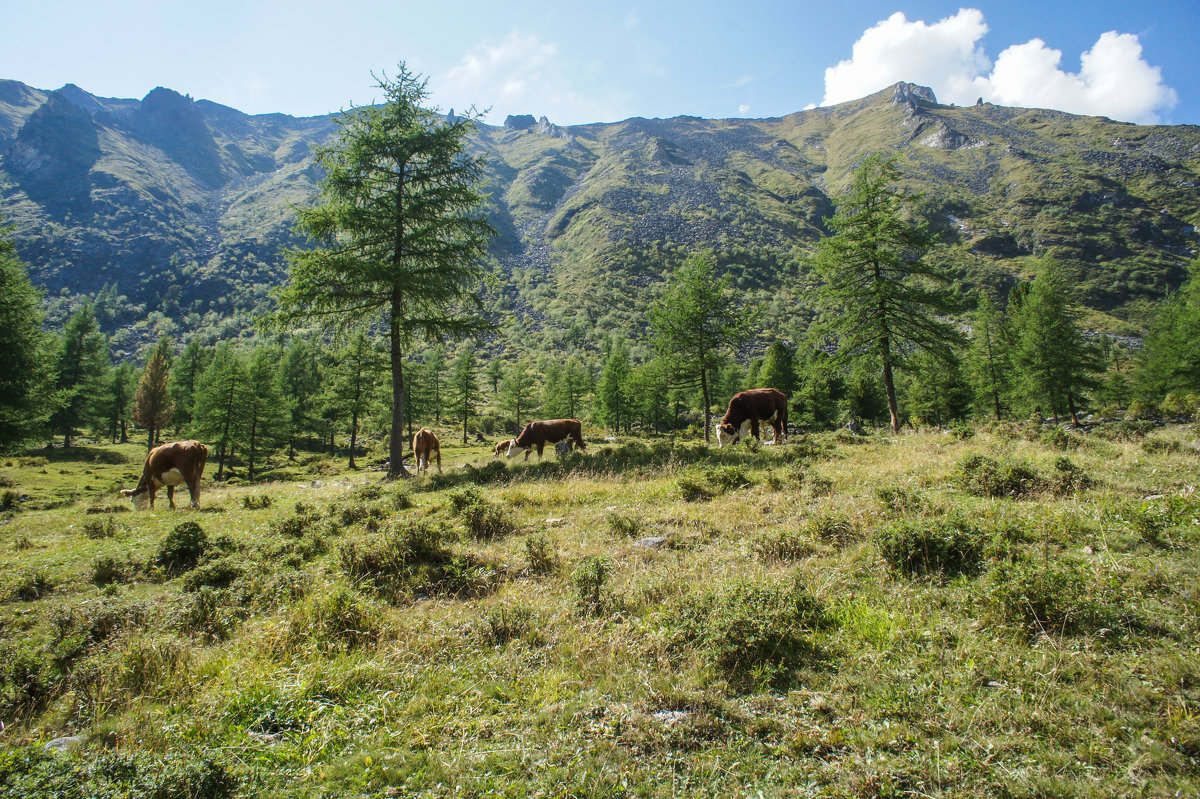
top-left (505, 442), bottom-right (527, 459)
top-left (715, 423), bottom-right (738, 448)
top-left (121, 488), bottom-right (150, 510)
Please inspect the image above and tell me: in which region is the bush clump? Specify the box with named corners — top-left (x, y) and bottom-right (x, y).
top-left (956, 453), bottom-right (1041, 498)
top-left (571, 556), bottom-right (613, 615)
top-left (289, 585), bottom-right (382, 652)
top-left (874, 515), bottom-right (986, 578)
top-left (524, 533), bottom-right (559, 575)
top-left (154, 522), bottom-right (208, 575)
top-left (449, 488), bottom-right (519, 540)
top-left (0, 745), bottom-right (238, 798)
top-left (986, 556), bottom-right (1127, 636)
top-left (669, 577), bottom-right (829, 689)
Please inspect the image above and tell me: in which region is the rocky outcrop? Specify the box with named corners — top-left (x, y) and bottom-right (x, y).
top-left (919, 122), bottom-right (987, 150)
top-left (503, 114), bottom-right (537, 131)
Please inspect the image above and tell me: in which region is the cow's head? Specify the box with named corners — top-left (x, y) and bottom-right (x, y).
top-left (120, 487), bottom-right (151, 510)
top-left (715, 422), bottom-right (739, 447)
top-left (505, 441), bottom-right (527, 459)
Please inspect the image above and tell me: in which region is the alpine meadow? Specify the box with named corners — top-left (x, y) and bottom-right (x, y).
top-left (0, 61), bottom-right (1198, 798)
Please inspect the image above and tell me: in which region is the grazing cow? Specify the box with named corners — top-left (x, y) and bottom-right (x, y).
top-left (715, 388), bottom-right (788, 447)
top-left (506, 419), bottom-right (586, 461)
top-left (413, 428), bottom-right (442, 475)
top-left (493, 439), bottom-right (512, 458)
top-left (121, 440), bottom-right (208, 510)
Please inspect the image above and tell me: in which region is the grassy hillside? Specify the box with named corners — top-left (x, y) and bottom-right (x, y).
top-left (0, 421), bottom-right (1197, 796)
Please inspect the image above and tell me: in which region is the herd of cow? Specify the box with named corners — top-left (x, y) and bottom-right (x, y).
top-left (118, 388), bottom-right (789, 509)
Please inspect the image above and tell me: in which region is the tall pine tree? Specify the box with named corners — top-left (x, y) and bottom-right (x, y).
top-left (0, 217), bottom-right (52, 451)
top-left (132, 337), bottom-right (174, 450)
top-left (273, 65), bottom-right (494, 478)
top-left (814, 154), bottom-right (963, 433)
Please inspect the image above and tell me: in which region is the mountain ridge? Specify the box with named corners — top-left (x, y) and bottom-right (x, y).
top-left (1, 78), bottom-right (1198, 351)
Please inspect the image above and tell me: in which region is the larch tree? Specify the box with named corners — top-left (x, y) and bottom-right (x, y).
top-left (105, 362), bottom-right (136, 444)
top-left (49, 302), bottom-right (110, 447)
top-left (132, 337), bottom-right (174, 450)
top-left (1137, 256), bottom-right (1200, 399)
top-left (647, 251), bottom-right (755, 443)
top-left (193, 344), bottom-right (243, 479)
top-left (965, 293), bottom-right (1013, 421)
top-left (272, 64), bottom-right (494, 478)
top-left (235, 347), bottom-right (290, 481)
top-left (169, 339), bottom-right (212, 435)
top-left (451, 345), bottom-right (479, 444)
top-left (1011, 262), bottom-right (1103, 424)
top-left (321, 332), bottom-right (383, 469)
top-left (0, 216), bottom-right (52, 451)
top-left (814, 154), bottom-right (963, 433)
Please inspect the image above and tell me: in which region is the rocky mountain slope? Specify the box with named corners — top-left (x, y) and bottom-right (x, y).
top-left (2, 78), bottom-right (1198, 343)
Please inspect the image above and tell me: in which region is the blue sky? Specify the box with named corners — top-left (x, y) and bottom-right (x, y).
top-left (2, 1), bottom-right (1196, 126)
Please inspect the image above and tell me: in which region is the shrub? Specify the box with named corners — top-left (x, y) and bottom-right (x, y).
top-left (82, 517), bottom-right (120, 539)
top-left (271, 511), bottom-right (321, 538)
top-left (5, 569), bottom-right (52, 601)
top-left (875, 485), bottom-right (926, 516)
top-left (241, 494), bottom-right (273, 510)
top-left (751, 528), bottom-right (816, 562)
top-left (874, 515), bottom-right (985, 578)
top-left (1048, 456), bottom-right (1092, 494)
top-left (290, 585), bottom-right (381, 652)
top-left (181, 557), bottom-right (244, 592)
top-left (674, 472), bottom-right (712, 502)
top-left (339, 519), bottom-right (459, 599)
top-left (571, 556), bottom-right (612, 615)
top-left (478, 604), bottom-right (542, 646)
top-left (1, 489), bottom-right (19, 511)
top-left (807, 509), bottom-right (857, 545)
top-left (0, 645), bottom-right (58, 714)
top-left (669, 577), bottom-right (828, 689)
top-left (90, 554), bottom-right (129, 587)
top-left (177, 587), bottom-right (237, 642)
top-left (450, 489), bottom-right (519, 540)
top-left (154, 522), bottom-right (208, 574)
top-left (0, 746), bottom-right (238, 798)
top-left (607, 512), bottom-right (642, 538)
top-left (1039, 426), bottom-right (1079, 451)
top-left (524, 534), bottom-right (558, 575)
top-left (986, 556), bottom-right (1126, 636)
top-left (956, 453), bottom-right (1040, 498)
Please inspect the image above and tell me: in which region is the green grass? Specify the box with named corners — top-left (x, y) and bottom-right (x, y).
top-left (0, 423), bottom-right (1198, 796)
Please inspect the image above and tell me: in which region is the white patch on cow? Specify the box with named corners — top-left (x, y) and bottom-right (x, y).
top-left (716, 424), bottom-right (735, 447)
top-left (152, 468), bottom-right (186, 488)
top-left (738, 420), bottom-right (753, 440)
top-left (506, 442), bottom-right (528, 459)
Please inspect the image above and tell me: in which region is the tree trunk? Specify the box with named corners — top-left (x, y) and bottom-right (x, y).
top-left (388, 292), bottom-right (411, 479)
top-left (883, 354), bottom-right (900, 434)
top-left (1066, 391), bottom-right (1081, 426)
top-left (147, 426), bottom-right (155, 452)
top-left (248, 417), bottom-right (257, 481)
top-left (349, 411), bottom-right (359, 470)
top-left (701, 367), bottom-right (711, 444)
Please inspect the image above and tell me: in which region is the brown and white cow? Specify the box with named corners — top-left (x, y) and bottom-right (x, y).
top-left (412, 428), bottom-right (442, 475)
top-left (506, 419), bottom-right (586, 461)
top-left (715, 388), bottom-right (788, 447)
top-left (493, 439), bottom-right (512, 458)
top-left (121, 440), bottom-right (208, 510)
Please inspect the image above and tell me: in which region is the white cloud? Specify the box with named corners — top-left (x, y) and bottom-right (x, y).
top-left (976, 32), bottom-right (1178, 123)
top-left (823, 10), bottom-right (991, 108)
top-left (439, 29), bottom-right (623, 124)
top-left (821, 9), bottom-right (1177, 124)
top-left (738, 103), bottom-right (751, 115)
top-left (623, 11), bottom-right (640, 30)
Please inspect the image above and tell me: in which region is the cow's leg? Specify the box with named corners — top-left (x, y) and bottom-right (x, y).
top-left (167, 485), bottom-right (176, 509)
top-left (187, 478), bottom-right (200, 508)
top-left (750, 418), bottom-right (761, 441)
top-left (536, 442), bottom-right (545, 460)
top-left (148, 487), bottom-right (156, 509)
top-left (435, 446), bottom-right (442, 474)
